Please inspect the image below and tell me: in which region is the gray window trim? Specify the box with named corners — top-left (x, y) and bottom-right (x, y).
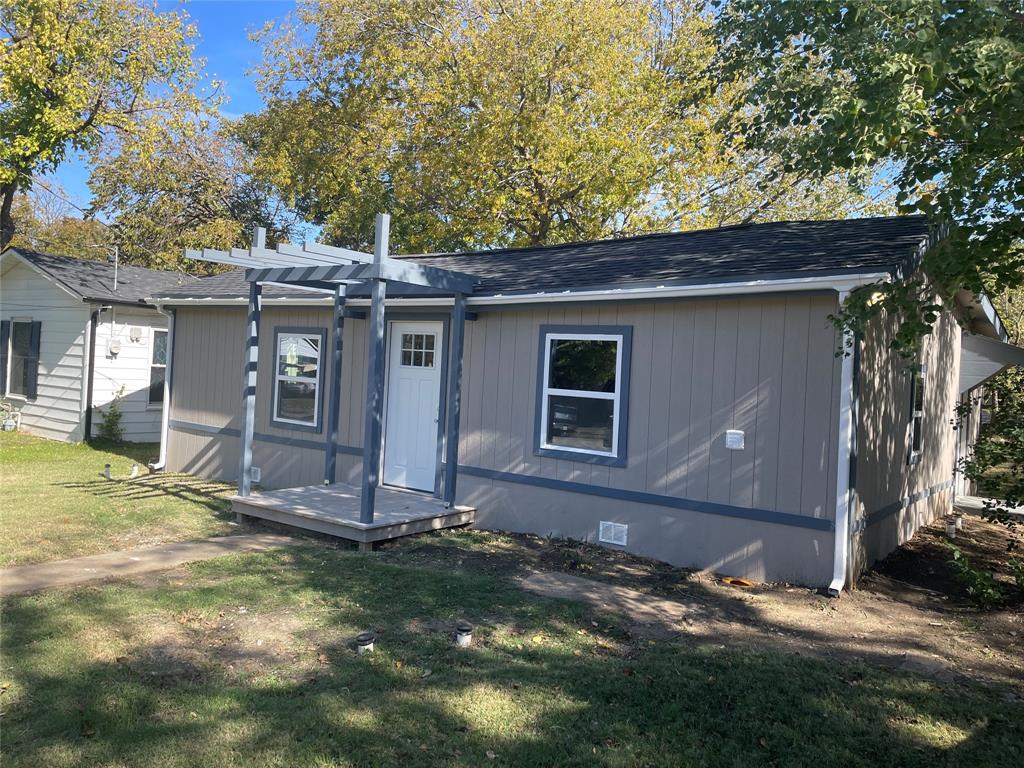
top-left (271, 326), bottom-right (327, 433)
top-left (534, 324), bottom-right (632, 467)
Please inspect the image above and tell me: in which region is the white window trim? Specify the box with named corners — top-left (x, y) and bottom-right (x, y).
top-left (539, 332), bottom-right (623, 459)
top-left (147, 329), bottom-right (168, 408)
top-left (5, 317), bottom-right (33, 401)
top-left (273, 331), bottom-right (323, 428)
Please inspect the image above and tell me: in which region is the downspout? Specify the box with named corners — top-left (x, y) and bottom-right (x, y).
top-left (149, 304), bottom-right (175, 471)
top-left (828, 290), bottom-right (857, 597)
top-left (83, 307), bottom-right (102, 442)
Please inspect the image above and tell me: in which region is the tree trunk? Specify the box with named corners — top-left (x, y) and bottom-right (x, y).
top-left (0, 183), bottom-right (15, 250)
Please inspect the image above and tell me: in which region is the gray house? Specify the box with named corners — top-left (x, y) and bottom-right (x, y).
top-left (149, 215), bottom-right (1023, 590)
top-left (0, 249), bottom-right (197, 442)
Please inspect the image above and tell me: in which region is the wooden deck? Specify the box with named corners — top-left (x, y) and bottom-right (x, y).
top-left (231, 483), bottom-right (475, 549)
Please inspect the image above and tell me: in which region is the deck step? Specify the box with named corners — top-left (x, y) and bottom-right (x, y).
top-left (230, 483), bottom-right (475, 544)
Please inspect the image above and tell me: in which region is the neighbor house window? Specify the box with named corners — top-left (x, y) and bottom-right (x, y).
top-left (149, 330), bottom-right (168, 405)
top-left (273, 329), bottom-right (325, 430)
top-left (535, 325), bottom-right (632, 466)
top-left (908, 364), bottom-right (926, 465)
top-left (3, 319), bottom-right (40, 399)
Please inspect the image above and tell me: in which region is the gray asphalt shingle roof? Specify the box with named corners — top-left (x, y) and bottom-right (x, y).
top-left (7, 248), bottom-right (199, 305)
top-left (155, 215), bottom-right (932, 301)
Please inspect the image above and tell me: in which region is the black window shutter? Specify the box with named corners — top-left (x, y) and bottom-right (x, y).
top-left (26, 321), bottom-right (42, 400)
top-left (0, 320), bottom-right (9, 396)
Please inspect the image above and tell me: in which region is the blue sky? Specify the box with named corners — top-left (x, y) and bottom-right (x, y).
top-left (51, 0), bottom-right (294, 210)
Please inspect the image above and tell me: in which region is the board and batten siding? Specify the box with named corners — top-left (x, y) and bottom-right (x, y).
top-left (851, 301), bottom-right (961, 575)
top-left (91, 307), bottom-right (167, 442)
top-left (166, 294), bottom-right (843, 585)
top-left (455, 294), bottom-right (842, 585)
top-left (0, 259), bottom-right (89, 442)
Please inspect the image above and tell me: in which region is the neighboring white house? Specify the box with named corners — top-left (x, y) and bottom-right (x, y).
top-left (0, 248), bottom-right (197, 443)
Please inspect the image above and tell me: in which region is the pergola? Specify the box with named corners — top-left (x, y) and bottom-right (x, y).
top-left (186, 214), bottom-right (479, 523)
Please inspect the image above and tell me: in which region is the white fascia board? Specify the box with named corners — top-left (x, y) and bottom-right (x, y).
top-left (149, 271), bottom-right (892, 308)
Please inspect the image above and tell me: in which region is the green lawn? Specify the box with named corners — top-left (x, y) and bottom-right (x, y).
top-left (2, 546), bottom-right (1022, 768)
top-left (0, 433), bottom-right (235, 567)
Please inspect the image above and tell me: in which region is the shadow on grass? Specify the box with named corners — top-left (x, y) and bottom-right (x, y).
top-left (2, 546), bottom-right (1021, 768)
top-left (57, 474), bottom-right (235, 519)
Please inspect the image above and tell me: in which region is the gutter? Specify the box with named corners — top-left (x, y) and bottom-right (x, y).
top-left (828, 290), bottom-right (859, 597)
top-left (151, 271), bottom-right (893, 308)
top-left (149, 304), bottom-right (176, 471)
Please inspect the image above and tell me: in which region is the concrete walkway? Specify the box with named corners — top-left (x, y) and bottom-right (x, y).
top-left (955, 495), bottom-right (1024, 518)
top-left (0, 534), bottom-right (299, 597)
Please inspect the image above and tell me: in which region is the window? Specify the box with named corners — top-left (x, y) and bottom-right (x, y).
top-left (400, 332), bottom-right (436, 368)
top-left (273, 329), bottom-right (325, 430)
top-left (149, 330), bottom-right (168, 405)
top-left (4, 319), bottom-right (40, 399)
top-left (908, 364), bottom-right (926, 464)
top-left (535, 325), bottom-right (632, 465)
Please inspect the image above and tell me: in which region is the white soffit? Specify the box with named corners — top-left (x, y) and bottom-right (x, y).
top-left (960, 333), bottom-right (1024, 393)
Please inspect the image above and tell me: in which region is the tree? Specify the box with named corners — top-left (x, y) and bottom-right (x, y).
top-left (88, 126), bottom-right (304, 272)
top-left (7, 182), bottom-right (108, 257)
top-left (241, 0), bottom-right (886, 254)
top-left (716, 0), bottom-right (1024, 353)
top-left (0, 0), bottom-right (210, 249)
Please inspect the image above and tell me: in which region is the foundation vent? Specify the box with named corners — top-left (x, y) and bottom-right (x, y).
top-left (599, 521), bottom-right (628, 546)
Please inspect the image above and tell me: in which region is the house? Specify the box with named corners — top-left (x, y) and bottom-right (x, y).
top-left (148, 215), bottom-right (1023, 589)
top-left (0, 249), bottom-right (198, 443)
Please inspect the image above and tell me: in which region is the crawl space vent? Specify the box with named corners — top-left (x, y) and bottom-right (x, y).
top-left (599, 521), bottom-right (628, 546)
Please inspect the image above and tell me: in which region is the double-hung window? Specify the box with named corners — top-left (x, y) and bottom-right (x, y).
top-left (149, 330), bottom-right (168, 405)
top-left (908, 364), bottom-right (926, 464)
top-left (273, 329), bottom-right (325, 430)
top-left (535, 325), bottom-right (632, 466)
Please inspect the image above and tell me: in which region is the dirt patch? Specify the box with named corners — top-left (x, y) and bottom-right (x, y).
top-left (111, 606), bottom-right (318, 685)
top-left (381, 518), bottom-right (1024, 691)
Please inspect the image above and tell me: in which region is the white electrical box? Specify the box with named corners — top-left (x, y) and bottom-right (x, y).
top-left (129, 326), bottom-right (143, 342)
top-left (725, 429), bottom-right (745, 450)
top-left (250, 466), bottom-right (261, 483)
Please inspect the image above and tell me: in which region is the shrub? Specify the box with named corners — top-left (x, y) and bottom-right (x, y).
top-left (97, 386), bottom-right (125, 442)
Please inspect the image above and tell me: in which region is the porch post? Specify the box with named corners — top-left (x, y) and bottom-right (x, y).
top-left (238, 280), bottom-right (262, 497)
top-left (359, 213), bottom-right (390, 523)
top-left (444, 292), bottom-right (467, 506)
top-left (323, 284), bottom-right (347, 485)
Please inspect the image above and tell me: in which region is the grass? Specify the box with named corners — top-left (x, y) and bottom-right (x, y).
top-left (2, 546), bottom-right (1022, 768)
top-left (0, 432), bottom-right (236, 567)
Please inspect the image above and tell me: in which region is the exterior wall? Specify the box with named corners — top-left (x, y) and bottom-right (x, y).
top-left (850, 303), bottom-right (962, 576)
top-left (91, 306), bottom-right (167, 442)
top-left (0, 259), bottom-right (89, 442)
top-left (165, 293), bottom-right (844, 585)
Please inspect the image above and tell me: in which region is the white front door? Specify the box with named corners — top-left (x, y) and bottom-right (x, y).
top-left (382, 321), bottom-right (444, 491)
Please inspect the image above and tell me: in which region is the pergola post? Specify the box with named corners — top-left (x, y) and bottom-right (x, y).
top-left (323, 283), bottom-right (347, 484)
top-left (444, 292), bottom-right (467, 506)
top-left (238, 280), bottom-right (262, 498)
top-left (359, 214), bottom-right (390, 523)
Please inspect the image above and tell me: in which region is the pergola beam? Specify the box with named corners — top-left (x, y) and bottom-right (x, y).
top-left (324, 284), bottom-right (347, 485)
top-left (237, 281), bottom-right (262, 499)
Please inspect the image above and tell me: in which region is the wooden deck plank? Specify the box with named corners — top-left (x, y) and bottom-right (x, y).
top-left (230, 483), bottom-right (475, 544)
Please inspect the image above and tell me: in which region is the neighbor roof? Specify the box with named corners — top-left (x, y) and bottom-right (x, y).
top-left (154, 215), bottom-right (932, 301)
top-left (4, 248), bottom-right (199, 306)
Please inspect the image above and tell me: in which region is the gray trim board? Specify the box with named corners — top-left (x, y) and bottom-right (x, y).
top-left (444, 294), bottom-right (467, 504)
top-left (169, 418), bottom-right (361, 455)
top-left (857, 479), bottom-right (955, 532)
top-left (270, 325), bottom-right (328, 433)
top-left (238, 282), bottom-right (262, 496)
top-left (533, 324), bottom-right (633, 467)
top-left (456, 464), bottom-right (835, 532)
top-left (325, 286), bottom-right (347, 483)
